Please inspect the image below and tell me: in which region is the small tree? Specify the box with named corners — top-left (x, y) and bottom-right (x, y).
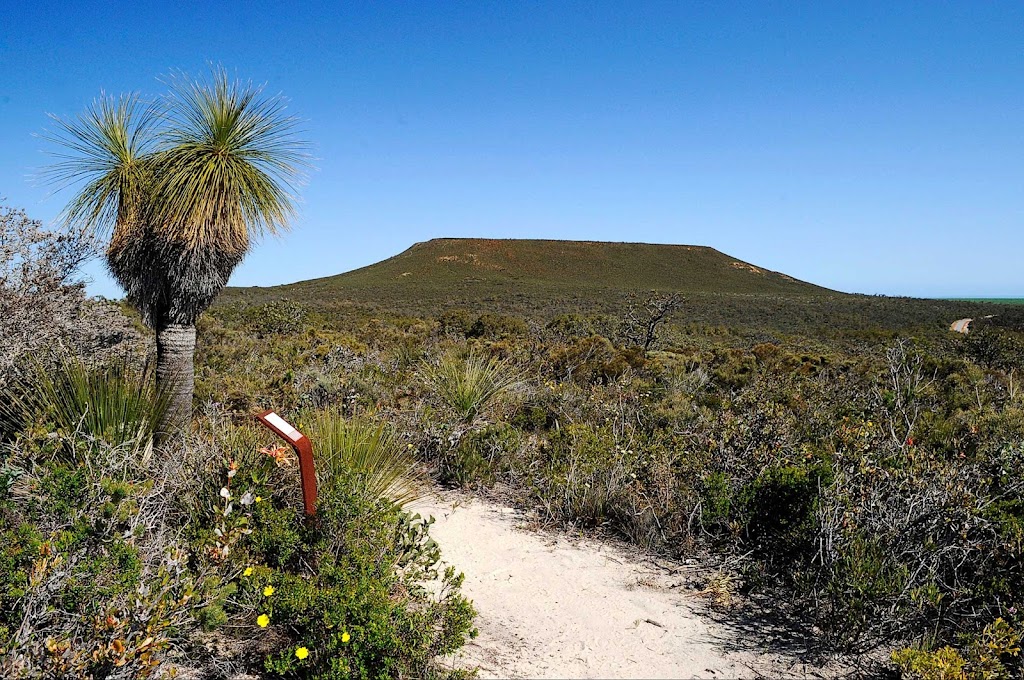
top-left (619, 291), bottom-right (683, 353)
top-left (46, 70), bottom-right (308, 450)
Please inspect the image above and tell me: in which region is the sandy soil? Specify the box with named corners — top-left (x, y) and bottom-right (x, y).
top-left (412, 492), bottom-right (852, 680)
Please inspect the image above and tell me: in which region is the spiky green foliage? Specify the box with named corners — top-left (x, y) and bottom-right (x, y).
top-left (424, 351), bottom-right (523, 422)
top-left (152, 68), bottom-right (306, 253)
top-left (0, 357), bottom-right (169, 458)
top-left (46, 69), bottom-right (307, 327)
top-left (303, 411), bottom-right (423, 507)
top-left (42, 93), bottom-right (157, 242)
top-left (45, 69), bottom-right (308, 445)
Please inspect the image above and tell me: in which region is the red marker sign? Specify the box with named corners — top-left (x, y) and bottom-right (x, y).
top-left (255, 409), bottom-right (317, 517)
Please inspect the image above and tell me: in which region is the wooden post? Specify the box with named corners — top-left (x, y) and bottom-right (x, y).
top-left (255, 409), bottom-right (317, 517)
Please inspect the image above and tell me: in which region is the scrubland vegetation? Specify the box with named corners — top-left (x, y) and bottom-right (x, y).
top-left (1, 64), bottom-right (478, 678)
top-left (196, 293), bottom-right (1024, 679)
top-left (0, 353), bottom-right (475, 678)
top-left (4, 201), bottom-right (1024, 678)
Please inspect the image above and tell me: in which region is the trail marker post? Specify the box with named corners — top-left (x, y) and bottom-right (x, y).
top-left (255, 409), bottom-right (317, 517)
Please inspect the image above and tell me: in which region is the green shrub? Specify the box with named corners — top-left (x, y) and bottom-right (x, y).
top-left (711, 349), bottom-right (758, 389)
top-left (546, 313), bottom-right (595, 339)
top-left (818, 532), bottom-right (911, 649)
top-left (893, 645), bottom-right (969, 679)
top-left (240, 472), bottom-right (476, 679)
top-left (423, 350), bottom-right (522, 422)
top-left (242, 300), bottom-right (311, 336)
top-left (893, 618), bottom-right (1021, 679)
top-left (536, 423), bottom-right (632, 525)
top-left (0, 452), bottom-right (203, 677)
top-left (440, 424), bottom-right (521, 487)
top-left (0, 522), bottom-right (42, 643)
top-left (0, 356), bottom-right (168, 457)
top-left (466, 313), bottom-right (529, 340)
top-left (700, 471), bottom-right (734, 532)
top-left (302, 410), bottom-right (423, 507)
top-left (510, 403), bottom-right (553, 431)
top-left (740, 463), bottom-right (830, 561)
top-left (547, 335), bottom-right (646, 385)
top-left (436, 309), bottom-right (475, 336)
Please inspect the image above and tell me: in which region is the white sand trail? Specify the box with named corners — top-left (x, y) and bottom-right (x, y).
top-left (413, 492), bottom-right (846, 680)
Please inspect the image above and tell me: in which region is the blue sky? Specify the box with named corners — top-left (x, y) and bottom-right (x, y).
top-left (1, 1), bottom-right (1021, 298)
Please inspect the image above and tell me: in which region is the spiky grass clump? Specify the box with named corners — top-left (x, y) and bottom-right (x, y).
top-left (42, 93), bottom-right (157, 243)
top-left (424, 351), bottom-right (523, 422)
top-left (0, 356), bottom-right (169, 458)
top-left (152, 68), bottom-right (307, 254)
top-left (303, 410), bottom-right (422, 507)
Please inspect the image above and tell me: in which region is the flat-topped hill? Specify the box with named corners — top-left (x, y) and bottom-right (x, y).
top-left (225, 237), bottom-right (830, 304)
top-left (337, 238), bottom-right (827, 294)
top-left (219, 238), bottom-right (1022, 334)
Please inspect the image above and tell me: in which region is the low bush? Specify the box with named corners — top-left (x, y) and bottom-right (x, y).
top-left (0, 436), bottom-right (207, 678)
top-left (0, 356), bottom-right (168, 453)
top-left (241, 300), bottom-right (311, 336)
top-left (892, 617), bottom-right (1022, 680)
top-left (740, 462), bottom-right (830, 563)
top-left (237, 475), bottom-right (476, 679)
top-left (436, 309), bottom-right (475, 337)
top-left (533, 423), bottom-right (632, 525)
top-left (423, 350), bottom-right (522, 422)
top-left (1, 363), bottom-right (476, 678)
top-left (438, 423), bottom-right (521, 488)
top-left (466, 313), bottom-right (529, 340)
top-left (547, 335), bottom-right (644, 384)
top-left (301, 410), bottom-right (423, 507)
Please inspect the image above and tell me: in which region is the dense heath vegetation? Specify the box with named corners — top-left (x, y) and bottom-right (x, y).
top-left (198, 294), bottom-right (1024, 678)
top-left (0, 352), bottom-right (476, 678)
top-left (4, 208), bottom-right (1023, 677)
top-left (221, 237), bottom-right (1021, 339)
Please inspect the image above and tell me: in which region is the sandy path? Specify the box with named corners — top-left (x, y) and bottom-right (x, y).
top-left (412, 492), bottom-right (842, 680)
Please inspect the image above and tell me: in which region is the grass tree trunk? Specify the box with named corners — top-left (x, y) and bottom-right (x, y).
top-left (155, 322), bottom-right (196, 450)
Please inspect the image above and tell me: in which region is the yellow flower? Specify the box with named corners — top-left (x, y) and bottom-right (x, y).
top-left (255, 496), bottom-right (263, 503)
top-left (257, 614), bottom-right (270, 628)
top-left (243, 567), bottom-right (253, 577)
top-left (295, 646), bottom-right (309, 660)
top-left (341, 631), bottom-right (350, 643)
top-left (263, 585), bottom-right (275, 597)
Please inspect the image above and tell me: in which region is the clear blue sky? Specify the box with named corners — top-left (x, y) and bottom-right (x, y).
top-left (2, 1), bottom-right (1021, 298)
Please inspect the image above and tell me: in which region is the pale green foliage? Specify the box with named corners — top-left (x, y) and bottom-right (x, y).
top-left (303, 410), bottom-right (422, 507)
top-left (424, 351), bottom-right (522, 421)
top-left (42, 93), bottom-right (157, 239)
top-left (1, 357), bottom-right (169, 458)
top-left (151, 68), bottom-right (308, 252)
top-left (892, 618), bottom-right (1022, 680)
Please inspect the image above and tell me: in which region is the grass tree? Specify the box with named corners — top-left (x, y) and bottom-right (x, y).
top-left (47, 70), bottom-right (306, 449)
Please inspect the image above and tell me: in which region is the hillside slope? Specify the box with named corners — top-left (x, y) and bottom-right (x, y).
top-left (224, 238), bottom-right (831, 310)
top-left (218, 238), bottom-right (1024, 334)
